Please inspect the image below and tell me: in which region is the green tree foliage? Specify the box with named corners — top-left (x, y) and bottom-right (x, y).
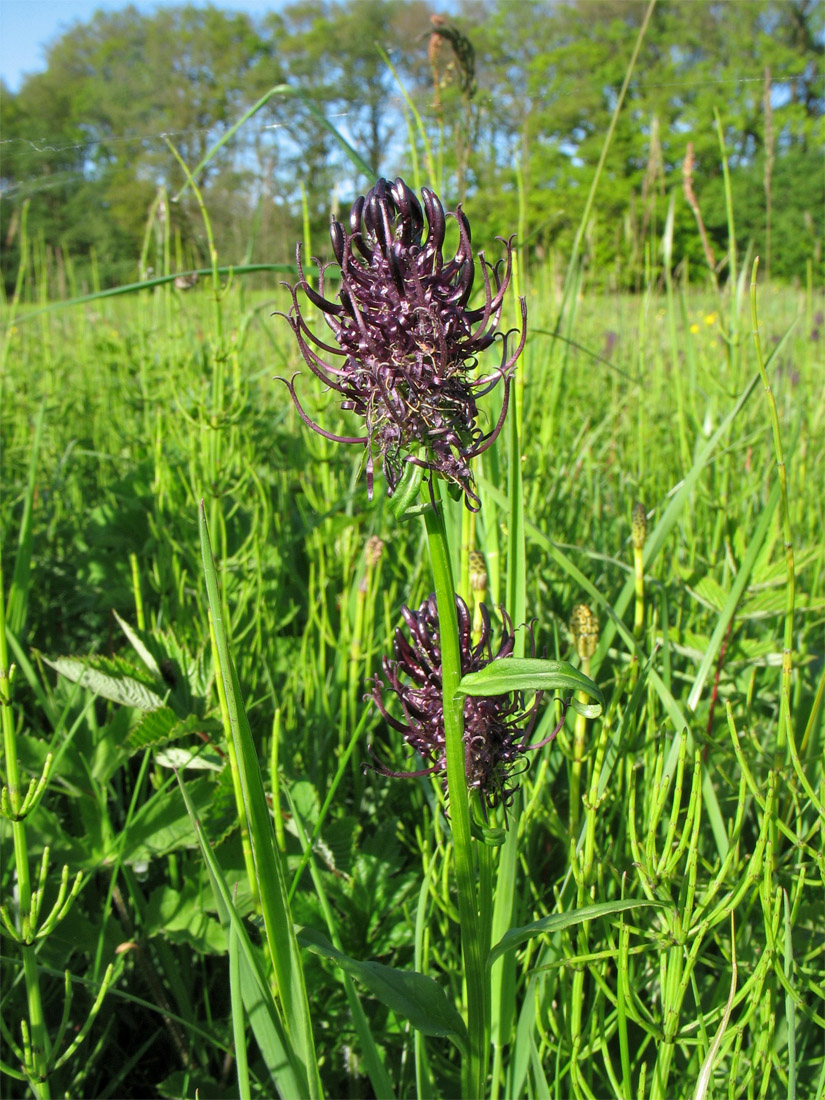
top-left (469, 0), bottom-right (823, 283)
top-left (1, 0), bottom-right (821, 294)
top-left (1, 5), bottom-right (273, 287)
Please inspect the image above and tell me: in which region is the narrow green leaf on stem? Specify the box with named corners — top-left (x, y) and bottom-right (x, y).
top-left (488, 899), bottom-right (664, 968)
top-left (298, 926), bottom-right (469, 1055)
top-left (456, 657), bottom-right (603, 710)
top-left (229, 923), bottom-right (251, 1100)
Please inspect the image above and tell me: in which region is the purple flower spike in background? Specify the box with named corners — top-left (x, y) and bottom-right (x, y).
top-left (369, 595), bottom-right (566, 813)
top-left (280, 178), bottom-right (526, 510)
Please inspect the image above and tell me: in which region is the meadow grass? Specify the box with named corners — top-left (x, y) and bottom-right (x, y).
top-left (1, 222), bottom-right (823, 1100)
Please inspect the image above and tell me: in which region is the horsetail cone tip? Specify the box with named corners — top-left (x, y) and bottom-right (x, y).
top-left (469, 550), bottom-right (488, 595)
top-left (570, 604), bottom-right (599, 661)
top-left (365, 535), bottom-right (385, 568)
top-left (631, 501), bottom-right (648, 550)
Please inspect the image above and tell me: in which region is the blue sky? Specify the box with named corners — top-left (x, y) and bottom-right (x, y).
top-left (0, 0), bottom-right (290, 92)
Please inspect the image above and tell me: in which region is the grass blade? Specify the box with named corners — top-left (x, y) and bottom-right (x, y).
top-left (198, 501), bottom-right (322, 1099)
top-left (228, 922), bottom-right (251, 1100)
top-left (176, 770), bottom-right (303, 1098)
top-left (5, 401), bottom-right (45, 639)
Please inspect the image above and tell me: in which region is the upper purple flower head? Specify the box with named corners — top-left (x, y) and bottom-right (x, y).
top-left (281, 177), bottom-right (526, 510)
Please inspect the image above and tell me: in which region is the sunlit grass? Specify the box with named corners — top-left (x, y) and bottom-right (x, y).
top-left (2, 245), bottom-right (823, 1097)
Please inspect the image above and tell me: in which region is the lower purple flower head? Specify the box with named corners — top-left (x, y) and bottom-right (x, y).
top-left (280, 178), bottom-right (526, 510)
top-left (368, 594), bottom-right (564, 813)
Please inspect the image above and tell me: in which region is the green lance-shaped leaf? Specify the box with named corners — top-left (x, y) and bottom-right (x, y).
top-left (488, 900), bottom-right (664, 967)
top-left (455, 657), bottom-right (604, 713)
top-left (298, 927), bottom-right (469, 1055)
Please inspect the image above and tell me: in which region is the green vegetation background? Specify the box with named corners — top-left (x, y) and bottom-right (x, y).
top-left (1, 0), bottom-right (823, 292)
top-left (1, 2), bottom-right (824, 1099)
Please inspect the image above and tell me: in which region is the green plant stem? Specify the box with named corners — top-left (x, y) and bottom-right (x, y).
top-left (563, 0), bottom-right (658, 287)
top-left (165, 138), bottom-right (227, 547)
top-left (633, 545), bottom-right (645, 640)
top-left (1, 556), bottom-right (51, 1098)
top-left (208, 612), bottom-right (258, 912)
top-left (423, 498), bottom-right (489, 1100)
top-left (750, 259), bottom-right (794, 757)
top-left (570, 659), bottom-right (592, 837)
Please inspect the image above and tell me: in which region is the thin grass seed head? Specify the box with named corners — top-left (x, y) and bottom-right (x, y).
top-left (368, 594), bottom-right (565, 813)
top-left (279, 177), bottom-right (526, 510)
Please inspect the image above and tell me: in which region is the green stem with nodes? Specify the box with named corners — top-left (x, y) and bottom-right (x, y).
top-left (569, 671), bottom-right (590, 838)
top-left (165, 138), bottom-right (228, 555)
top-left (632, 546), bottom-right (645, 640)
top-left (423, 496), bottom-right (490, 1100)
top-left (750, 258), bottom-right (794, 758)
top-left (630, 503), bottom-right (647, 694)
top-left (1, 552), bottom-right (51, 1099)
top-left (569, 695), bottom-right (610, 1100)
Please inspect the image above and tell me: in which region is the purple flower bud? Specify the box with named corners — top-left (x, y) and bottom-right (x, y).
top-left (279, 178), bottom-right (526, 510)
top-left (368, 595), bottom-right (565, 813)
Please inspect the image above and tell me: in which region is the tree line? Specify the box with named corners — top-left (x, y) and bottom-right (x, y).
top-left (1, 0), bottom-right (822, 295)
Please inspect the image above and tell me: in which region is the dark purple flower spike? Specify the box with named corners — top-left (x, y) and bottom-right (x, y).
top-left (368, 595), bottom-right (567, 813)
top-left (279, 178), bottom-right (526, 510)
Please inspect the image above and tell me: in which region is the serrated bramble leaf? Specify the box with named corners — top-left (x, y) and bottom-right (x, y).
top-left (154, 746), bottom-right (224, 771)
top-left (687, 576), bottom-right (729, 613)
top-left (126, 707), bottom-right (180, 749)
top-left (125, 709), bottom-right (222, 752)
top-left (42, 655), bottom-right (166, 710)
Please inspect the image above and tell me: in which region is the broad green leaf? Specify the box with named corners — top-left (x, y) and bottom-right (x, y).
top-left (113, 608), bottom-right (162, 678)
top-left (488, 900), bottom-right (663, 967)
top-left (124, 707), bottom-right (180, 749)
top-left (119, 778), bottom-right (216, 864)
top-left (456, 658), bottom-right (604, 710)
top-left (144, 884), bottom-right (227, 954)
top-left (154, 746), bottom-right (224, 771)
top-left (298, 927), bottom-right (469, 1054)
